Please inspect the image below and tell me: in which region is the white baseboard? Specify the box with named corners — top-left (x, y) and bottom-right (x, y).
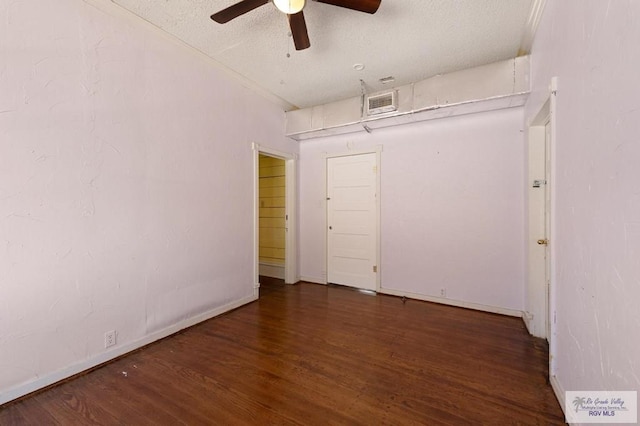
top-left (1, 293), bottom-right (258, 406)
top-left (259, 262), bottom-right (285, 279)
top-left (299, 276), bottom-right (327, 285)
top-left (550, 374), bottom-right (568, 422)
top-left (378, 287), bottom-right (523, 318)
top-left (523, 311), bottom-right (535, 334)
top-left (294, 281), bottom-right (522, 318)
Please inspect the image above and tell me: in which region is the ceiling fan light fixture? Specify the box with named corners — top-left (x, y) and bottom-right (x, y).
top-left (273, 0), bottom-right (306, 14)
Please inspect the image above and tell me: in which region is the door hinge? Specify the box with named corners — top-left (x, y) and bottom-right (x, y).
top-left (373, 165), bottom-right (377, 174)
top-left (373, 265), bottom-right (377, 273)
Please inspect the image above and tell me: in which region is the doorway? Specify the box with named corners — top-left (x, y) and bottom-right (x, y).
top-left (326, 150), bottom-right (380, 291)
top-left (258, 154), bottom-right (286, 280)
top-left (253, 144), bottom-right (297, 294)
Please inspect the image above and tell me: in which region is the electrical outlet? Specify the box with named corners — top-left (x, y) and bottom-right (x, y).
top-left (104, 330), bottom-right (117, 348)
top-left (440, 288), bottom-right (446, 297)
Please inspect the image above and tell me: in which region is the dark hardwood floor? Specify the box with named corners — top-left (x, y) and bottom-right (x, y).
top-left (1, 278), bottom-right (566, 425)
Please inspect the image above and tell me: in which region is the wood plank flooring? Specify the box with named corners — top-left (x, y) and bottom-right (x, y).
top-left (1, 278), bottom-right (566, 425)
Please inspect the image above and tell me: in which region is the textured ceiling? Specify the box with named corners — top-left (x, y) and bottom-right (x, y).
top-left (111, 0), bottom-right (535, 110)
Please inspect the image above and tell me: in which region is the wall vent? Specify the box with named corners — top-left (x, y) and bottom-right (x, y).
top-left (366, 91), bottom-right (397, 115)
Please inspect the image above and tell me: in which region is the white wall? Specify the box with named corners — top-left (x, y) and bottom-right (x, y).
top-left (526, 0), bottom-right (640, 402)
top-left (299, 108), bottom-right (525, 313)
top-left (0, 0), bottom-right (297, 403)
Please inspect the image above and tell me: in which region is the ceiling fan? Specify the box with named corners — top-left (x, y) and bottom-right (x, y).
top-left (210, 0), bottom-right (381, 51)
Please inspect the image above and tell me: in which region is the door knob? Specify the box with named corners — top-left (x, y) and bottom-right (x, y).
top-left (537, 239), bottom-right (548, 245)
top-left (329, 226), bottom-right (332, 230)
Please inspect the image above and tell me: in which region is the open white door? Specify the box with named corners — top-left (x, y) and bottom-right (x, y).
top-left (527, 114), bottom-right (551, 340)
top-left (326, 152), bottom-right (378, 291)
top-left (526, 78), bottom-right (558, 381)
top-left (544, 120), bottom-right (552, 340)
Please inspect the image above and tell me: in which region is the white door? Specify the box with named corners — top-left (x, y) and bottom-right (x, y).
top-left (527, 114), bottom-right (552, 339)
top-left (544, 120), bottom-right (552, 340)
top-left (327, 153), bottom-right (378, 291)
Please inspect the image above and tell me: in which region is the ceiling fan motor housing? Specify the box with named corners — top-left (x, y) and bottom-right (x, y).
top-left (211, 0), bottom-right (381, 51)
top-left (273, 0), bottom-right (306, 14)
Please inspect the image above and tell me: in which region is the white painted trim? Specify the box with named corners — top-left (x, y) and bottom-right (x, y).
top-left (259, 260), bottom-right (286, 267)
top-left (323, 146), bottom-right (383, 159)
top-left (518, 0), bottom-right (547, 56)
top-left (253, 143), bottom-right (298, 285)
top-left (299, 276), bottom-right (327, 285)
top-left (374, 147), bottom-right (382, 292)
top-left (548, 77), bottom-right (559, 378)
top-left (550, 374), bottom-right (567, 421)
top-left (259, 262), bottom-right (285, 279)
top-left (321, 151), bottom-right (329, 285)
top-left (294, 280), bottom-right (523, 318)
top-left (254, 144), bottom-right (297, 161)
top-left (523, 311), bottom-right (535, 335)
top-left (379, 288), bottom-right (523, 318)
top-left (253, 144), bottom-right (260, 295)
top-left (323, 146), bottom-right (383, 291)
top-left (284, 157), bottom-right (298, 284)
top-left (0, 293), bottom-right (257, 406)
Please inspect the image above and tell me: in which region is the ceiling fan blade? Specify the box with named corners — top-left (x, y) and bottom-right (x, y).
top-left (315, 0), bottom-right (381, 14)
top-left (288, 11), bottom-right (310, 51)
top-left (211, 0), bottom-right (270, 23)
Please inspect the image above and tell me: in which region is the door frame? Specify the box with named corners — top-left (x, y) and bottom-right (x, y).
top-left (525, 77), bottom-right (558, 376)
top-left (253, 143), bottom-right (298, 293)
top-left (324, 146), bottom-right (382, 291)
top-left (526, 110), bottom-right (550, 339)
